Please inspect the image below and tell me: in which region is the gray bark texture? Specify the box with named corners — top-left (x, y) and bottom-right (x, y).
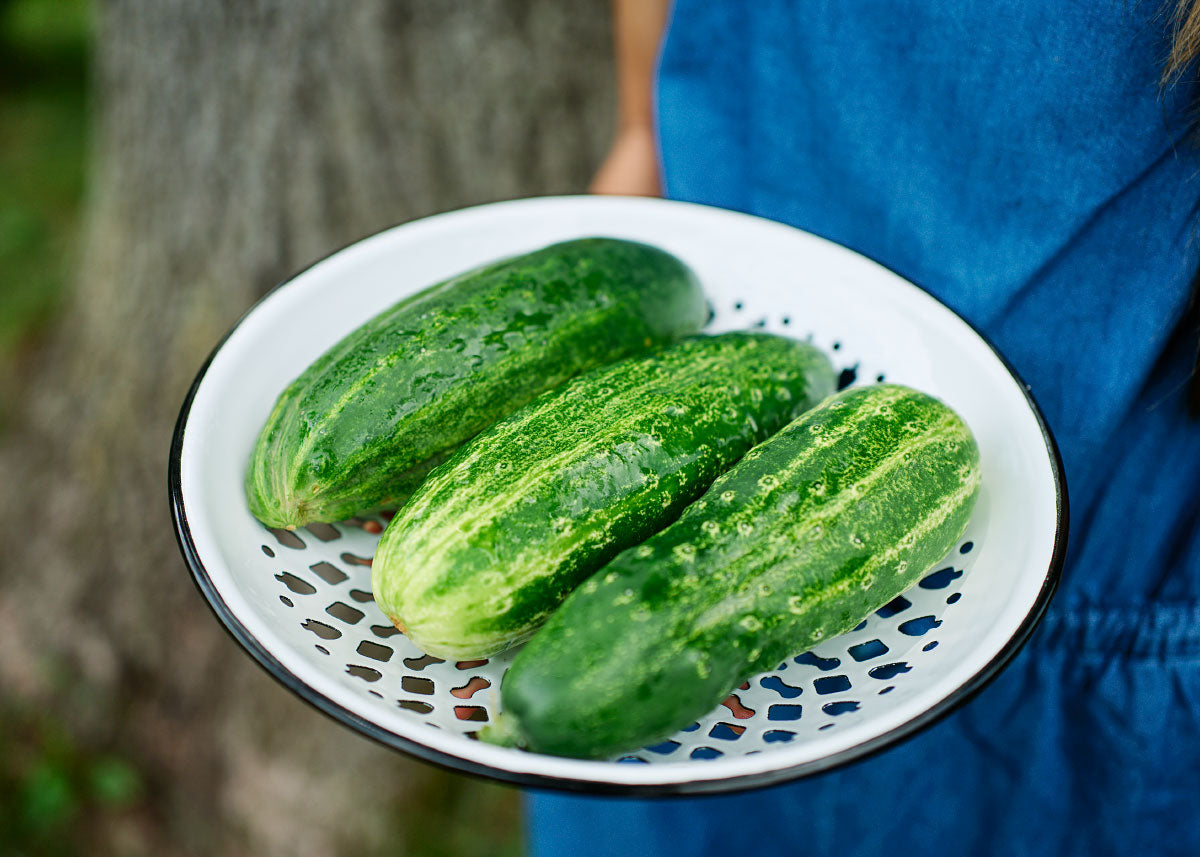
top-left (0, 2), bottom-right (613, 854)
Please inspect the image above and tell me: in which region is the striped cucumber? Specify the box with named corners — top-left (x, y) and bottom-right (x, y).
top-left (245, 237), bottom-right (708, 528)
top-left (485, 384), bottom-right (981, 759)
top-left (371, 332), bottom-right (836, 659)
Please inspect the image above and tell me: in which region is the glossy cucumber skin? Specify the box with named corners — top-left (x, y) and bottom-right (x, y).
top-left (372, 332), bottom-right (836, 659)
top-left (245, 237), bottom-right (709, 528)
top-left (492, 384), bottom-right (981, 759)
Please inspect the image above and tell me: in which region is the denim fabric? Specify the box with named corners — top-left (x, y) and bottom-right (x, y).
top-left (528, 601), bottom-right (1200, 856)
top-left (528, 2), bottom-right (1200, 853)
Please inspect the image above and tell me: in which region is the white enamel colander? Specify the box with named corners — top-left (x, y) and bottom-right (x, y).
top-left (169, 196), bottom-right (1066, 794)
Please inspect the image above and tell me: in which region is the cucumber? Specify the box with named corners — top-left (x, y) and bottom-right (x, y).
top-left (245, 237), bottom-right (708, 529)
top-left (371, 332), bottom-right (836, 659)
top-left (485, 384), bottom-right (981, 759)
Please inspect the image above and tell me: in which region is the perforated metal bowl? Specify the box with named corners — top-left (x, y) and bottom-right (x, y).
top-left (169, 196), bottom-right (1066, 794)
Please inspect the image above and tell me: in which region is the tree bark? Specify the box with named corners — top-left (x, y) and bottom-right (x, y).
top-left (0, 2), bottom-right (613, 854)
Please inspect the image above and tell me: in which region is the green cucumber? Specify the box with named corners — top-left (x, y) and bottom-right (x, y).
top-left (486, 383), bottom-right (981, 759)
top-left (371, 332), bottom-right (836, 659)
top-left (245, 237), bottom-right (708, 529)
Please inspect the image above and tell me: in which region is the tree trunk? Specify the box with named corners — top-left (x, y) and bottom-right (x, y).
top-left (0, 2), bottom-right (612, 854)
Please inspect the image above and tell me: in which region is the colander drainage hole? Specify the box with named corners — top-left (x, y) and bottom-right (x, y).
top-left (305, 523), bottom-right (341, 542)
top-left (898, 615), bottom-right (941, 636)
top-left (647, 740), bottom-right (681, 755)
top-left (357, 641), bottom-right (393, 662)
top-left (763, 730), bottom-right (795, 743)
top-left (794, 652), bottom-right (841, 671)
top-left (876, 595), bottom-right (912, 618)
top-left (403, 653), bottom-right (445, 670)
top-left (837, 364), bottom-right (858, 390)
top-left (767, 704), bottom-right (802, 721)
top-left (760, 676), bottom-right (803, 698)
top-left (309, 561), bottom-right (347, 584)
top-left (919, 566), bottom-right (962, 589)
top-left (690, 747), bottom-right (723, 760)
top-left (848, 639), bottom-right (889, 661)
top-left (821, 700), bottom-right (859, 716)
top-left (302, 619), bottom-right (340, 640)
top-left (708, 723), bottom-right (745, 741)
top-left (401, 676), bottom-right (434, 695)
top-left (450, 677), bottom-right (491, 699)
top-left (276, 572), bottom-right (315, 595)
top-left (267, 528), bottom-right (305, 549)
top-left (867, 662), bottom-right (910, 680)
top-left (327, 602), bottom-right (364, 624)
top-left (347, 665), bottom-right (381, 682)
top-left (814, 675), bottom-right (851, 695)
top-left (721, 694), bottom-right (756, 719)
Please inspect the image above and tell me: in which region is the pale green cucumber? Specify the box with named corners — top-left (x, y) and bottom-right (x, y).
top-left (488, 383), bottom-right (982, 759)
top-left (245, 237), bottom-right (708, 528)
top-left (372, 332), bottom-right (836, 658)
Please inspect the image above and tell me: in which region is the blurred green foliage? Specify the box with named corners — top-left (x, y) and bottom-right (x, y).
top-left (0, 0), bottom-right (90, 357)
top-left (0, 707), bottom-right (145, 857)
top-left (0, 3), bottom-right (529, 854)
top-left (400, 768), bottom-right (525, 857)
top-left (0, 8), bottom-right (146, 856)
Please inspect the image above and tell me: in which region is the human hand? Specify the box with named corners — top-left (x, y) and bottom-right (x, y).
top-left (589, 125), bottom-right (661, 196)
top-left (590, 0), bottom-right (670, 197)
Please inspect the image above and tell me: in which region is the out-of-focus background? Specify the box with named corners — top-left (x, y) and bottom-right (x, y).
top-left (0, 1), bottom-right (614, 854)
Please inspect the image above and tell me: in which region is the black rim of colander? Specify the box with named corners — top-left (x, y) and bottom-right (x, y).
top-left (168, 196), bottom-right (1069, 797)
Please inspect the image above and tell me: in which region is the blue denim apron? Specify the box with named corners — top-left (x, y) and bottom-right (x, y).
top-left (528, 3), bottom-right (1200, 854)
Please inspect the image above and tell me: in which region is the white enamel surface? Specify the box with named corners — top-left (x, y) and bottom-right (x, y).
top-left (176, 196), bottom-right (1061, 789)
